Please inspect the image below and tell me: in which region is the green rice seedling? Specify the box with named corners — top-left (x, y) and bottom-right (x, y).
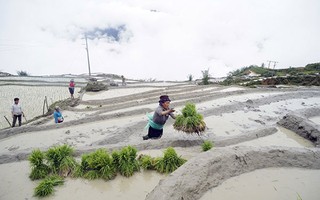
top-left (45, 145), bottom-right (76, 175)
top-left (202, 140), bottom-right (214, 151)
top-left (29, 149), bottom-right (45, 167)
top-left (83, 170), bottom-right (100, 180)
top-left (79, 149), bottom-right (116, 180)
top-left (34, 175), bottom-right (64, 197)
top-left (29, 149), bottom-right (50, 180)
top-left (155, 147), bottom-right (186, 174)
top-left (173, 103), bottom-right (206, 134)
top-left (111, 150), bottom-right (120, 170)
top-left (59, 156), bottom-right (78, 177)
top-left (138, 155), bottom-right (155, 170)
top-left (118, 146), bottom-right (140, 177)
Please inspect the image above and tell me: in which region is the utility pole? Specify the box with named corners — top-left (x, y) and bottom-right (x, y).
top-left (267, 60), bottom-right (278, 69)
top-left (85, 34), bottom-right (91, 77)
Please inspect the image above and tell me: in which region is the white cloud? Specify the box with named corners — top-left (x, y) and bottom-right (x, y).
top-left (0, 0), bottom-right (319, 80)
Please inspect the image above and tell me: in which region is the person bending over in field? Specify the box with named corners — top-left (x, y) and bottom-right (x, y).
top-left (143, 95), bottom-right (175, 140)
top-left (54, 106), bottom-right (64, 123)
top-left (11, 97), bottom-right (25, 127)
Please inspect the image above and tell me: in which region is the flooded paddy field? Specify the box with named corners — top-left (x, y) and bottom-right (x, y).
top-left (0, 79), bottom-right (319, 200)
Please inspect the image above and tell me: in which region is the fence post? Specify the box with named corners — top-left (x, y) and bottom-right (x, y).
top-left (4, 116), bottom-right (12, 127)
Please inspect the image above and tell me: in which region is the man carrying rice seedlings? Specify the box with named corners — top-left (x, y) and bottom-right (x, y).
top-left (11, 97), bottom-right (25, 127)
top-left (143, 95), bottom-right (176, 140)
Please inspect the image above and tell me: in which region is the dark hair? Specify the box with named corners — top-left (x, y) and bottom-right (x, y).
top-left (14, 98), bottom-right (19, 101)
top-left (159, 95), bottom-right (171, 104)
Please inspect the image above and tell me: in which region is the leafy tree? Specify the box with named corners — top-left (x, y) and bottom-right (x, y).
top-left (17, 70), bottom-right (30, 76)
top-left (201, 68), bottom-right (210, 85)
top-left (305, 63), bottom-right (320, 71)
top-left (187, 74), bottom-right (193, 82)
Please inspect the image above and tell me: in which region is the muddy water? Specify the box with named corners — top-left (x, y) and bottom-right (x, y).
top-left (232, 126), bottom-right (314, 148)
top-left (200, 168), bottom-right (320, 200)
top-left (0, 161), bottom-right (166, 200)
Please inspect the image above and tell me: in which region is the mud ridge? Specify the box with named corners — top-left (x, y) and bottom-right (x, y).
top-left (145, 146), bottom-right (320, 200)
top-left (278, 113), bottom-right (320, 146)
top-left (0, 127), bottom-right (278, 164)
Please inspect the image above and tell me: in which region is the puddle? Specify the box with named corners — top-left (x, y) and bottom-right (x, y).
top-left (204, 111), bottom-right (266, 137)
top-left (277, 126), bottom-right (314, 147)
top-left (309, 116), bottom-right (320, 125)
top-left (231, 126), bottom-right (314, 148)
top-left (200, 168), bottom-right (320, 200)
top-left (0, 161), bottom-right (166, 200)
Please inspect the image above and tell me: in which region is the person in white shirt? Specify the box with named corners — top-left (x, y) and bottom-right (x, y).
top-left (11, 97), bottom-right (24, 127)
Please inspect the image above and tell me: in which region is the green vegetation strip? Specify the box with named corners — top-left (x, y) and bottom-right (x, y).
top-left (29, 145), bottom-right (187, 197)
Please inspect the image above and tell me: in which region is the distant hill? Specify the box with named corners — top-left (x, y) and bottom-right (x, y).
top-left (222, 62), bottom-right (320, 86)
top-left (228, 62), bottom-right (320, 78)
top-left (0, 71), bottom-right (13, 77)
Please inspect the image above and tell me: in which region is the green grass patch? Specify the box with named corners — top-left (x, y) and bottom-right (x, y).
top-left (202, 140), bottom-right (213, 151)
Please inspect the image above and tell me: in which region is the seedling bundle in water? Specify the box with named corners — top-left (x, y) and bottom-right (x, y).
top-left (29, 145), bottom-right (186, 197)
top-left (138, 147), bottom-right (186, 173)
top-left (173, 103), bottom-right (206, 134)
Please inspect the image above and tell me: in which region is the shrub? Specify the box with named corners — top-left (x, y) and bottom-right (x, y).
top-left (155, 147), bottom-right (186, 174)
top-left (34, 175), bottom-right (64, 197)
top-left (201, 69), bottom-right (210, 85)
top-left (202, 140), bottom-right (213, 151)
top-left (17, 70), bottom-right (30, 76)
top-left (173, 103), bottom-right (206, 134)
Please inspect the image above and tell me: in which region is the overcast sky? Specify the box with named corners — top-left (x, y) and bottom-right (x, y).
top-left (0, 0), bottom-right (319, 81)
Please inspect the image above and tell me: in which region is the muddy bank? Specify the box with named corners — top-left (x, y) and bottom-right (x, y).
top-left (278, 113), bottom-right (320, 145)
top-left (146, 146), bottom-right (320, 200)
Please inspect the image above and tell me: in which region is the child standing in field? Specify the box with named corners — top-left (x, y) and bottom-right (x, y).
top-left (53, 106), bottom-right (64, 123)
top-left (11, 97), bottom-right (25, 127)
top-left (69, 79), bottom-right (75, 99)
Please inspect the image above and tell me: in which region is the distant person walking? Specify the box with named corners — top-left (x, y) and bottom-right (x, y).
top-left (69, 79), bottom-right (75, 99)
top-left (53, 106), bottom-right (64, 123)
top-left (142, 95), bottom-right (175, 140)
top-left (11, 97), bottom-right (24, 127)
top-left (121, 75), bottom-right (126, 86)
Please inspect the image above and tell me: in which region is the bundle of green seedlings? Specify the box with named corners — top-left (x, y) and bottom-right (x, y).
top-left (138, 147), bottom-right (186, 173)
top-left (29, 145), bottom-right (142, 197)
top-left (74, 149), bottom-right (116, 180)
top-left (173, 103), bottom-right (206, 134)
top-left (29, 145), bottom-right (77, 197)
top-left (112, 146), bottom-right (140, 177)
